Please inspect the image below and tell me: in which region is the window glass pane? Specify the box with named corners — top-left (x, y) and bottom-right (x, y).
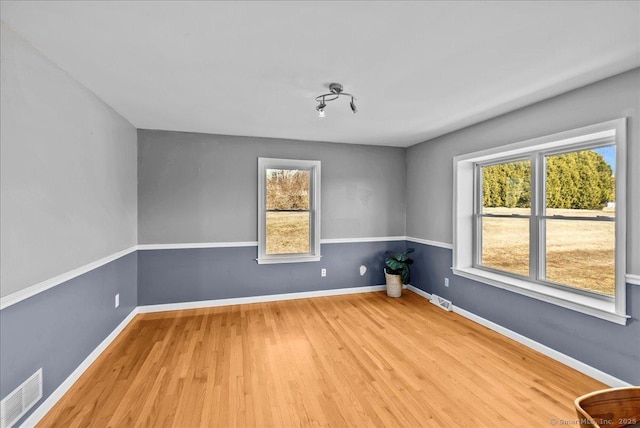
top-left (545, 219), bottom-right (615, 296)
top-left (545, 146), bottom-right (616, 213)
top-left (544, 146), bottom-right (616, 295)
top-left (265, 168), bottom-right (311, 255)
top-left (482, 160), bottom-right (531, 214)
top-left (266, 169), bottom-right (310, 211)
top-left (266, 212), bottom-right (310, 254)
top-left (481, 217), bottom-right (529, 277)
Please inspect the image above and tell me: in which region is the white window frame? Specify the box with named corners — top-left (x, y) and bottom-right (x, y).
top-left (257, 157), bottom-right (321, 264)
top-left (452, 119), bottom-right (628, 325)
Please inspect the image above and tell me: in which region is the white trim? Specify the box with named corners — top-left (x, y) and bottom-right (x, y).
top-left (405, 288), bottom-right (631, 388)
top-left (405, 236), bottom-right (453, 249)
top-left (255, 255), bottom-right (322, 264)
top-left (138, 285), bottom-right (386, 313)
top-left (257, 158), bottom-right (321, 265)
top-left (321, 236), bottom-right (406, 244)
top-left (452, 122), bottom-right (618, 164)
top-left (452, 267), bottom-right (629, 325)
top-left (405, 284), bottom-right (432, 300)
top-left (21, 308), bottom-right (139, 428)
top-left (140, 237), bottom-right (408, 249)
top-left (626, 274), bottom-right (640, 286)
top-left (14, 285), bottom-right (633, 427)
top-left (0, 246), bottom-right (137, 310)
top-left (453, 305), bottom-right (631, 387)
top-left (2, 238), bottom-right (635, 312)
top-left (2, 238), bottom-right (408, 310)
top-left (21, 286), bottom-right (384, 426)
top-left (138, 241), bottom-right (258, 250)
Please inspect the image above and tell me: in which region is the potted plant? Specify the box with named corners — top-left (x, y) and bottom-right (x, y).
top-left (384, 248), bottom-right (414, 297)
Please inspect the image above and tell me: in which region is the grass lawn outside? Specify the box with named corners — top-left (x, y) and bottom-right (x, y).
top-left (266, 211), bottom-right (310, 254)
top-left (481, 207), bottom-right (615, 295)
top-left (265, 208), bottom-right (616, 296)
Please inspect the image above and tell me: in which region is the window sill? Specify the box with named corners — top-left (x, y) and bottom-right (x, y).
top-left (256, 255), bottom-right (321, 265)
top-left (451, 267), bottom-right (629, 325)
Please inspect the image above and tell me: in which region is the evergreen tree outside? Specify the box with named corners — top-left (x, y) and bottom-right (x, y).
top-left (482, 160), bottom-right (531, 208)
top-left (481, 148), bottom-right (614, 210)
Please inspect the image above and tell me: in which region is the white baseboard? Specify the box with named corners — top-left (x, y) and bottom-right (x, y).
top-left (20, 308), bottom-right (139, 428)
top-left (138, 285), bottom-right (386, 313)
top-left (406, 284), bottom-right (431, 300)
top-left (405, 285), bottom-right (631, 388)
top-left (18, 286), bottom-right (385, 426)
top-left (18, 283), bottom-right (632, 427)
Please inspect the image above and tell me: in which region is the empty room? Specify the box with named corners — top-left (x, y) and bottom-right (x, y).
top-left (1, 1), bottom-right (639, 427)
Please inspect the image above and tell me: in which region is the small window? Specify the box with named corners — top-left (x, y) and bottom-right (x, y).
top-left (257, 158), bottom-right (321, 264)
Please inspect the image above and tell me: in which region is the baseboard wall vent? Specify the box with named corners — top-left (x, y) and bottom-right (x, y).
top-left (430, 294), bottom-right (453, 311)
top-left (1, 368), bottom-right (42, 428)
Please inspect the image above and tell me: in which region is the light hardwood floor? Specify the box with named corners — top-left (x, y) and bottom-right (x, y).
top-left (38, 291), bottom-right (606, 427)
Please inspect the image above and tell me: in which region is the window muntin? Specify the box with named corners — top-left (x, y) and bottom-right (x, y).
top-left (475, 144), bottom-right (617, 298)
top-left (258, 158), bottom-right (320, 264)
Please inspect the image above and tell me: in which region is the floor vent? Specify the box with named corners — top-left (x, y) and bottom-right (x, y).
top-left (430, 294), bottom-right (453, 312)
top-left (1, 368), bottom-right (42, 428)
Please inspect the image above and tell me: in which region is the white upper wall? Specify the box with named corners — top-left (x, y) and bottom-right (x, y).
top-left (406, 68), bottom-right (640, 274)
top-left (138, 131), bottom-right (406, 244)
top-left (0, 23), bottom-right (138, 297)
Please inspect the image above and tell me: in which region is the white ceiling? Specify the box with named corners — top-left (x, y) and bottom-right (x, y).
top-left (1, 1), bottom-right (639, 147)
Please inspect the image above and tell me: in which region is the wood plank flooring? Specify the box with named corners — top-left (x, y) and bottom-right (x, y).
top-left (38, 291), bottom-right (606, 427)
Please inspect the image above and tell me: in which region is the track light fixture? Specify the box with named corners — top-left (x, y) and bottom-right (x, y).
top-left (315, 83), bottom-right (357, 117)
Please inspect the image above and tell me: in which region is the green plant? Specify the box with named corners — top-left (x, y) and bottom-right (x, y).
top-left (385, 248), bottom-right (414, 284)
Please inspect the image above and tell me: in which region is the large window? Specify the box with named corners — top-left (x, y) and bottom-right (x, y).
top-left (257, 158), bottom-right (321, 264)
top-left (453, 119), bottom-right (627, 324)
top-left (477, 148), bottom-right (616, 295)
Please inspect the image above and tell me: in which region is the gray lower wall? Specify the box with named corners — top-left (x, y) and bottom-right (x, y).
top-left (138, 241), bottom-right (405, 305)
top-left (0, 252), bottom-right (138, 427)
top-left (138, 130), bottom-right (406, 244)
top-left (0, 23), bottom-right (138, 298)
top-left (0, 23), bottom-right (139, 426)
top-left (406, 68), bottom-right (640, 385)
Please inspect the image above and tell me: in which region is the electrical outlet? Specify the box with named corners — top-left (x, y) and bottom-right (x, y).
top-left (115, 293), bottom-right (120, 308)
top-left (444, 277), bottom-right (450, 287)
top-left (321, 268), bottom-right (327, 277)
